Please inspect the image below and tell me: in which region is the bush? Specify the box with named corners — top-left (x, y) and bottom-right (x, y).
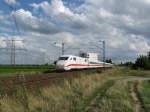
top-left (105, 59), bottom-right (113, 64)
top-left (133, 53), bottom-right (150, 70)
top-left (122, 62), bottom-right (134, 67)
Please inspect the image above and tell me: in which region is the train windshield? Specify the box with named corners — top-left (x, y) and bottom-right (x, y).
top-left (59, 57), bottom-right (69, 60)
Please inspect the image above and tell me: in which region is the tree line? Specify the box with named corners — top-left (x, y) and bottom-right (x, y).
top-left (122, 52), bottom-right (150, 70)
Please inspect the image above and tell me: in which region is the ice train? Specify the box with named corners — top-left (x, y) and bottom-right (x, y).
top-left (56, 53), bottom-right (112, 71)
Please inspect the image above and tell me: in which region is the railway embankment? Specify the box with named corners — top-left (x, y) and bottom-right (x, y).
top-left (0, 67), bottom-right (150, 112)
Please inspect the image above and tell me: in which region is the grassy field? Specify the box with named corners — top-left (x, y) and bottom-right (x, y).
top-left (138, 80), bottom-right (150, 112)
top-left (0, 67), bottom-right (150, 112)
top-left (0, 65), bottom-right (55, 76)
top-left (85, 80), bottom-right (134, 112)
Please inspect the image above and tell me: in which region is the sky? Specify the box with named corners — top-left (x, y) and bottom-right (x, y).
top-left (0, 0), bottom-right (150, 64)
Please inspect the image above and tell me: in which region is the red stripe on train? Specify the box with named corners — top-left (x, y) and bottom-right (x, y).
top-left (65, 64), bottom-right (103, 67)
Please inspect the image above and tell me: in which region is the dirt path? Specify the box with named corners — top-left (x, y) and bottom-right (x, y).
top-left (123, 77), bottom-right (150, 82)
top-left (130, 81), bottom-right (144, 112)
top-left (122, 77), bottom-right (150, 112)
top-left (84, 80), bottom-right (115, 112)
top-left (85, 76), bottom-right (150, 112)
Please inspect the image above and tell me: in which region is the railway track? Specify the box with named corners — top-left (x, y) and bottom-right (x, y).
top-left (0, 69), bottom-right (102, 91)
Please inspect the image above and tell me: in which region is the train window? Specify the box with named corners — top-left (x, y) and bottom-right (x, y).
top-left (70, 57), bottom-right (72, 60)
top-left (87, 54), bottom-right (89, 58)
top-left (89, 62), bottom-right (99, 64)
top-left (59, 57), bottom-right (69, 60)
top-left (73, 57), bottom-right (76, 61)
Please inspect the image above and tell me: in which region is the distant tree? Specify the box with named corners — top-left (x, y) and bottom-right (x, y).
top-left (119, 61), bottom-right (133, 67)
top-left (119, 51), bottom-right (150, 70)
top-left (148, 52), bottom-right (150, 60)
top-left (54, 60), bottom-right (57, 65)
top-left (124, 61), bottom-right (134, 67)
top-left (134, 55), bottom-right (150, 70)
top-left (44, 63), bottom-right (49, 66)
top-left (105, 59), bottom-right (112, 63)
top-left (120, 62), bottom-right (123, 65)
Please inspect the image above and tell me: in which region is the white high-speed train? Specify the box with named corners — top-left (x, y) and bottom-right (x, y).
top-left (56, 53), bottom-right (112, 71)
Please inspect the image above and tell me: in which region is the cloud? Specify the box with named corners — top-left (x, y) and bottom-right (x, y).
top-left (31, 0), bottom-right (73, 16)
top-left (0, 35), bottom-right (25, 48)
top-left (0, 11), bottom-right (6, 22)
top-left (0, 15), bottom-right (4, 22)
top-left (4, 0), bottom-right (17, 5)
top-left (0, 37), bottom-right (7, 48)
top-left (30, 0), bottom-right (89, 31)
top-left (11, 9), bottom-right (61, 34)
top-left (0, 11), bottom-right (5, 21)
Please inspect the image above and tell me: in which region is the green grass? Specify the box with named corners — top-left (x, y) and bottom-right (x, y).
top-left (85, 80), bottom-right (134, 112)
top-left (0, 65), bottom-right (55, 76)
top-left (107, 66), bottom-right (150, 77)
top-left (82, 80), bottom-right (115, 112)
top-left (138, 80), bottom-right (150, 112)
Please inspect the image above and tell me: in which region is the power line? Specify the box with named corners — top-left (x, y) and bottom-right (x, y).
top-left (2, 39), bottom-right (26, 65)
top-left (99, 40), bottom-right (106, 69)
top-left (54, 42), bottom-right (65, 55)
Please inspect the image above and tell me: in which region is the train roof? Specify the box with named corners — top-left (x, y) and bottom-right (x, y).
top-left (60, 55), bottom-right (77, 57)
top-left (60, 55), bottom-right (86, 58)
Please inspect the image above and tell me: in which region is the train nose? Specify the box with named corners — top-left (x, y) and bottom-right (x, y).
top-left (56, 61), bottom-right (65, 69)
